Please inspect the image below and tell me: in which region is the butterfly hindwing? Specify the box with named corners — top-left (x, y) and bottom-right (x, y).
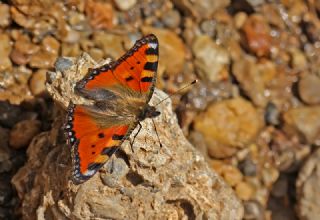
top-left (65, 34), bottom-right (159, 184)
top-left (65, 104), bottom-right (130, 183)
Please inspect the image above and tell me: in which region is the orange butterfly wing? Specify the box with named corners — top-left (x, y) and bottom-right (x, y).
top-left (65, 34), bottom-right (159, 183)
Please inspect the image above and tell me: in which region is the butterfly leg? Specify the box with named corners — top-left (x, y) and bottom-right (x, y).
top-left (152, 119), bottom-right (162, 148)
top-left (129, 122), bottom-right (142, 153)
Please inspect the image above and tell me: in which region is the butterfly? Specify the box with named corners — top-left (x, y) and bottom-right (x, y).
top-left (64, 34), bottom-right (160, 184)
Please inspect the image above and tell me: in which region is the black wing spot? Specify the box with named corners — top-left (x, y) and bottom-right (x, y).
top-left (130, 66), bottom-right (134, 70)
top-left (112, 134), bottom-right (124, 140)
top-left (101, 146), bottom-right (118, 157)
top-left (92, 151), bottom-right (95, 155)
top-left (137, 61), bottom-right (141, 64)
top-left (144, 62), bottom-right (157, 71)
top-left (145, 48), bottom-right (157, 55)
top-left (91, 144), bottom-right (95, 148)
top-left (98, 133), bottom-right (105, 138)
top-left (125, 76), bottom-right (134, 81)
top-left (141, 77), bottom-right (153, 82)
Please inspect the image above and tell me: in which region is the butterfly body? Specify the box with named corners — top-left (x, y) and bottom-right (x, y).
top-left (64, 34), bottom-right (159, 184)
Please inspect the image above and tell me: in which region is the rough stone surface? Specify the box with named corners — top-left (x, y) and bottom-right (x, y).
top-left (296, 148), bottom-right (320, 220)
top-left (12, 54), bottom-right (243, 220)
top-left (283, 106), bottom-right (320, 144)
top-left (172, 0), bottom-right (230, 19)
top-left (298, 74), bottom-right (320, 105)
top-left (192, 35), bottom-right (230, 82)
top-left (9, 119), bottom-right (41, 149)
top-left (194, 97), bottom-right (262, 158)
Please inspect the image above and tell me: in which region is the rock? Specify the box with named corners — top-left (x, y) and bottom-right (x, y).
top-left (232, 55), bottom-right (276, 107)
top-left (30, 36), bottom-right (60, 69)
top-left (242, 14), bottom-right (272, 57)
top-left (9, 119), bottom-right (41, 149)
top-left (0, 4), bottom-right (10, 28)
top-left (114, 0), bottom-right (137, 11)
top-left (265, 102), bottom-right (280, 125)
top-left (13, 54), bottom-right (244, 220)
top-left (161, 9), bottom-right (181, 29)
top-left (298, 74), bottom-right (320, 105)
top-left (29, 69), bottom-right (47, 96)
top-left (235, 182), bottom-right (254, 201)
top-left (296, 148), bottom-right (320, 220)
top-left (234, 12), bottom-right (248, 29)
top-left (172, 0), bottom-right (230, 19)
top-left (194, 98), bottom-right (262, 158)
top-left (192, 35), bottom-right (230, 82)
top-left (10, 33), bottom-right (40, 65)
top-left (289, 48), bottom-right (307, 71)
top-left (142, 27), bottom-right (186, 76)
top-left (238, 158), bottom-right (257, 176)
top-left (283, 106), bottom-right (320, 144)
top-left (0, 33), bottom-right (12, 71)
top-left (42, 36), bottom-right (60, 55)
top-left (85, 0), bottom-right (114, 29)
top-left (243, 200), bottom-right (264, 220)
top-left (224, 166), bottom-right (243, 187)
top-left (93, 32), bottom-right (127, 60)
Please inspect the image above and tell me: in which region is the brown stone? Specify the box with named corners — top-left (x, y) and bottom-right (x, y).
top-left (194, 98), bottom-right (262, 158)
top-left (9, 119), bottom-right (41, 149)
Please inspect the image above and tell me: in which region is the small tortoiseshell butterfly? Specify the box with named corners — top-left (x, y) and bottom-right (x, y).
top-left (64, 34), bottom-right (159, 184)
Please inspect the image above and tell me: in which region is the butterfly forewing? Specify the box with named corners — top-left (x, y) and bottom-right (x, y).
top-left (65, 34), bottom-right (159, 183)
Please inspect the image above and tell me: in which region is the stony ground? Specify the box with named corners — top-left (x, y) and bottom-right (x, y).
top-left (0, 0), bottom-right (319, 219)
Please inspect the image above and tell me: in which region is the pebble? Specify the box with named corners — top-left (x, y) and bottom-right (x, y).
top-left (29, 36), bottom-right (60, 69)
top-left (243, 200), bottom-right (264, 220)
top-left (296, 148), bottom-right (320, 220)
top-left (161, 9), bottom-right (181, 29)
top-left (298, 74), bottom-right (320, 105)
top-left (0, 34), bottom-right (12, 71)
top-left (289, 48), bottom-right (307, 71)
top-left (9, 119), bottom-right (41, 149)
top-left (85, 1), bottom-right (114, 29)
top-left (234, 12), bottom-right (248, 29)
top-left (265, 102), bottom-right (280, 125)
top-left (283, 106), bottom-right (320, 144)
top-left (10, 34), bottom-right (40, 65)
top-left (29, 69), bottom-right (47, 96)
top-left (172, 0), bottom-right (230, 19)
top-left (232, 55), bottom-right (276, 107)
top-left (192, 35), bottom-right (230, 82)
top-left (0, 4), bottom-right (10, 28)
top-left (238, 158), bottom-right (257, 176)
top-left (114, 0), bottom-right (137, 11)
top-left (235, 182), bottom-right (254, 201)
top-left (242, 14), bottom-right (272, 57)
top-left (223, 166), bottom-right (243, 187)
top-left (194, 98), bottom-right (262, 158)
top-left (93, 32), bottom-right (126, 59)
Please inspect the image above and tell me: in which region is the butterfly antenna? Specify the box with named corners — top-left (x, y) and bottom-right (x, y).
top-left (155, 79), bottom-right (198, 106)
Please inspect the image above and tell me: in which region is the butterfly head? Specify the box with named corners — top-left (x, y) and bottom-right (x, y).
top-left (138, 104), bottom-right (160, 121)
